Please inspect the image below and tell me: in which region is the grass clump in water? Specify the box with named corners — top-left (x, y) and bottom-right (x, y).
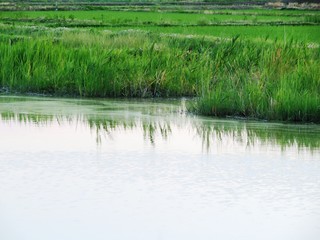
top-left (195, 38), bottom-right (320, 123)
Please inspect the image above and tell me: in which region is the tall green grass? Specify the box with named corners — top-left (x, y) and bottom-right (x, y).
top-left (195, 37), bottom-right (320, 122)
top-left (0, 30), bottom-right (209, 97)
top-left (0, 28), bottom-right (319, 122)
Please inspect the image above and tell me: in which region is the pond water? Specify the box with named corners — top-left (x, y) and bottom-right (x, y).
top-left (0, 95), bottom-right (319, 240)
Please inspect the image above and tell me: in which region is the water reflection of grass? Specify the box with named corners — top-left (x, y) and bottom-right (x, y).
top-left (1, 112), bottom-right (54, 124)
top-left (1, 110), bottom-right (319, 150)
top-left (195, 120), bottom-right (320, 151)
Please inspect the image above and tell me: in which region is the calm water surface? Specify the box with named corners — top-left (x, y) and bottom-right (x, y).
top-left (0, 96), bottom-right (319, 240)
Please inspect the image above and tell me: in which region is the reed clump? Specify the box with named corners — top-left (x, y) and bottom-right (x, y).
top-left (195, 37), bottom-right (320, 122)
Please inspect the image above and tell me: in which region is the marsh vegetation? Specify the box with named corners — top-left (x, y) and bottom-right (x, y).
top-left (0, 7), bottom-right (319, 122)
top-left (1, 5), bottom-right (320, 239)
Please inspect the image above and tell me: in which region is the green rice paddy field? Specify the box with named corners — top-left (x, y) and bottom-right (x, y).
top-left (1, 10), bottom-right (320, 42)
top-left (0, 8), bottom-right (319, 122)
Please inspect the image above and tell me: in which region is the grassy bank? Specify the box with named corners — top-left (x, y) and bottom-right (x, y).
top-left (0, 7), bottom-right (319, 123)
top-left (0, 29), bottom-right (209, 97)
top-left (0, 27), bottom-right (319, 122)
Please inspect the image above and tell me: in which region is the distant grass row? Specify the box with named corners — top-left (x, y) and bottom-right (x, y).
top-left (1, 10), bottom-right (319, 44)
top-left (1, 9), bottom-right (319, 25)
top-left (0, 27), bottom-right (319, 122)
top-left (2, 9), bottom-right (317, 21)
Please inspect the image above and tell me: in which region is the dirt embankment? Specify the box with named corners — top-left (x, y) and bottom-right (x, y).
top-left (0, 1), bottom-right (319, 11)
top-left (266, 1), bottom-right (320, 10)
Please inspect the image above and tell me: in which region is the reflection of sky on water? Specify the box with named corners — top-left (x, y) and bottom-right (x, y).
top-left (0, 96), bottom-right (320, 240)
top-left (0, 95), bottom-right (319, 151)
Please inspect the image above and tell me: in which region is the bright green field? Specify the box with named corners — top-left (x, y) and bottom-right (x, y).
top-left (0, 9), bottom-right (316, 24)
top-left (1, 9), bottom-right (319, 43)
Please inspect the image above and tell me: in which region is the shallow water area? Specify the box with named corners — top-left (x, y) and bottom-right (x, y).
top-left (0, 95), bottom-right (319, 240)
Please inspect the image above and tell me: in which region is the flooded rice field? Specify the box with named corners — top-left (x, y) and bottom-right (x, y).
top-left (0, 96), bottom-right (319, 240)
